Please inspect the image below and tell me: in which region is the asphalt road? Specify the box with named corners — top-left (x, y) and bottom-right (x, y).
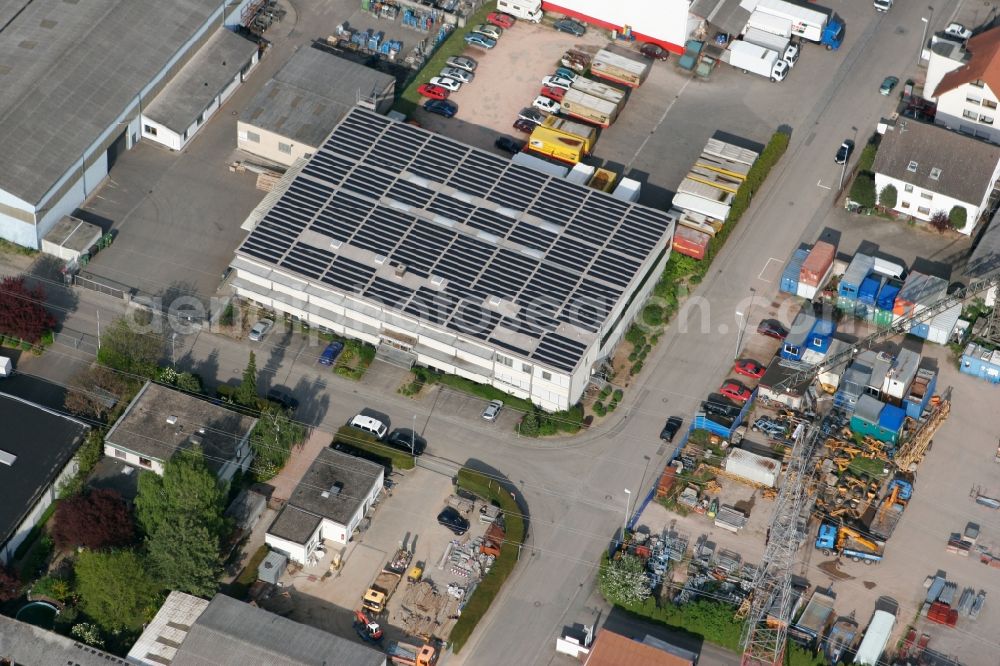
top-left (2, 2), bottom-right (972, 665)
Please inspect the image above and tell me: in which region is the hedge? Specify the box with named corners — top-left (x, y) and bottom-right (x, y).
top-left (331, 425), bottom-right (416, 471)
top-left (448, 468), bottom-right (526, 652)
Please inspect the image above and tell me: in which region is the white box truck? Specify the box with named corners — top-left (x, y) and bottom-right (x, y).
top-left (743, 27), bottom-right (790, 54)
top-left (496, 0), bottom-right (542, 22)
top-left (728, 40), bottom-right (786, 81)
top-left (0, 356), bottom-right (12, 378)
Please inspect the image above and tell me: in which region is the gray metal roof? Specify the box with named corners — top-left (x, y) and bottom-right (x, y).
top-left (0, 613), bottom-right (126, 665)
top-left (0, 0), bottom-right (221, 205)
top-left (966, 206), bottom-right (1000, 279)
top-left (842, 253), bottom-right (875, 289)
top-left (872, 120), bottom-right (1000, 206)
top-left (143, 28), bottom-right (259, 133)
top-left (236, 107), bottom-right (676, 373)
top-left (268, 448), bottom-right (382, 544)
top-left (105, 382), bottom-right (257, 473)
top-left (897, 271), bottom-right (948, 306)
top-left (854, 394), bottom-right (885, 423)
top-left (690, 0), bottom-right (751, 36)
top-left (242, 47), bottom-right (396, 148)
top-left (171, 594), bottom-right (386, 666)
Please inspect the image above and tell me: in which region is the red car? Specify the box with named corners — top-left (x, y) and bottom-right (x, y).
top-left (417, 83), bottom-right (450, 100)
top-left (539, 85), bottom-right (565, 102)
top-left (734, 359), bottom-right (766, 379)
top-left (487, 12), bottom-right (515, 29)
top-left (720, 380), bottom-right (752, 403)
top-left (512, 118), bottom-right (536, 133)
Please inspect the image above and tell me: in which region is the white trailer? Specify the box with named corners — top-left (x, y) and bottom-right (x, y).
top-left (743, 27), bottom-right (790, 54)
top-left (728, 40), bottom-right (781, 79)
top-left (569, 77), bottom-right (626, 105)
top-left (0, 356), bottom-right (11, 378)
top-left (854, 610), bottom-right (895, 666)
top-left (753, 0), bottom-right (828, 43)
top-left (496, 0), bottom-right (542, 22)
top-left (747, 10), bottom-right (791, 37)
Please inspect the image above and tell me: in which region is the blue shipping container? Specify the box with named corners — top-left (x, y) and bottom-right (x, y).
top-left (910, 322), bottom-right (930, 339)
top-left (858, 275), bottom-right (882, 306)
top-left (876, 281), bottom-right (901, 310)
top-left (781, 248), bottom-right (809, 295)
top-left (839, 254), bottom-right (875, 299)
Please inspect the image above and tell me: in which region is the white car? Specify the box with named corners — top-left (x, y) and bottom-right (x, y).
top-left (441, 66), bottom-right (474, 83)
top-left (482, 399), bottom-right (504, 422)
top-left (541, 75), bottom-right (573, 90)
top-left (944, 23), bottom-right (972, 41)
top-left (771, 59), bottom-right (789, 82)
top-left (782, 42), bottom-right (799, 67)
top-left (429, 76), bottom-right (462, 92)
top-left (248, 318), bottom-right (274, 341)
top-left (532, 95), bottom-right (561, 113)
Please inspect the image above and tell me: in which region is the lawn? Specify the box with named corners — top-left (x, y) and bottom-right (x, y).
top-left (847, 456), bottom-right (889, 480)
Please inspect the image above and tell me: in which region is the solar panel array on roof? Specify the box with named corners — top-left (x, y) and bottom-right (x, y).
top-left (237, 108), bottom-right (674, 373)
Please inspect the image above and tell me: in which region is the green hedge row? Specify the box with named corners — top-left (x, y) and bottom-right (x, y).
top-left (331, 425), bottom-right (415, 471)
top-left (448, 468), bottom-right (526, 653)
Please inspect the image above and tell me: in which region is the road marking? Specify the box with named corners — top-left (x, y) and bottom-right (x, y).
top-left (817, 180), bottom-right (832, 190)
top-left (758, 257), bottom-right (782, 282)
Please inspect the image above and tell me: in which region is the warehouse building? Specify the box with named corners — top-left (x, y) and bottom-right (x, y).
top-left (230, 108), bottom-right (675, 411)
top-left (543, 0), bottom-right (693, 53)
top-left (238, 48), bottom-right (396, 167)
top-left (0, 0), bottom-right (257, 250)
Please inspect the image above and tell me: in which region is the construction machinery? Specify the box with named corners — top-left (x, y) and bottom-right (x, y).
top-left (893, 387), bottom-right (951, 472)
top-left (386, 641), bottom-right (438, 666)
top-left (363, 547), bottom-right (413, 614)
top-left (815, 523), bottom-right (883, 563)
top-left (353, 609), bottom-right (383, 643)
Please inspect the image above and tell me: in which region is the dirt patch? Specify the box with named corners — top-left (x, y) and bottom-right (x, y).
top-left (863, 581), bottom-right (877, 590)
top-left (817, 560), bottom-right (854, 580)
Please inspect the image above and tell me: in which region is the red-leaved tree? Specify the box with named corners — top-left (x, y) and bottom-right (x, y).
top-left (0, 276), bottom-right (56, 343)
top-left (0, 566), bottom-right (20, 601)
top-left (52, 488), bottom-right (136, 551)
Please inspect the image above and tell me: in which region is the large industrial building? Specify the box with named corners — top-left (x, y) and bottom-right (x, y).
top-left (543, 0), bottom-right (693, 52)
top-left (230, 108), bottom-right (675, 411)
top-left (0, 0), bottom-right (259, 250)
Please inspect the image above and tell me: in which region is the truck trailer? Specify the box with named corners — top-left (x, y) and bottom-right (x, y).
top-left (558, 88), bottom-right (619, 127)
top-left (362, 548), bottom-right (412, 613)
top-left (496, 0), bottom-right (541, 22)
top-left (527, 126), bottom-right (586, 163)
top-left (854, 610), bottom-right (895, 666)
top-left (788, 588), bottom-right (836, 648)
top-left (727, 40), bottom-right (784, 81)
top-left (815, 523), bottom-right (884, 563)
top-left (568, 76), bottom-right (626, 106)
top-left (589, 48), bottom-right (650, 88)
top-left (387, 641), bottom-right (438, 666)
top-left (752, 0), bottom-right (844, 49)
top-left (742, 26), bottom-right (790, 54)
top-left (541, 115), bottom-right (597, 153)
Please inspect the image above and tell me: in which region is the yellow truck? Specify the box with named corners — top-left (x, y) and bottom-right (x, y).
top-left (527, 126), bottom-right (586, 164)
top-left (541, 115), bottom-right (596, 154)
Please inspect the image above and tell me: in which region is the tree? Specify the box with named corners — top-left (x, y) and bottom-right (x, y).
top-left (518, 411), bottom-right (540, 437)
top-left (135, 446), bottom-right (227, 540)
top-left (157, 366), bottom-right (203, 394)
top-left (599, 554), bottom-right (651, 605)
top-left (878, 184), bottom-right (897, 209)
top-left (249, 407), bottom-right (307, 480)
top-left (64, 365), bottom-right (141, 421)
top-left (0, 276), bottom-right (56, 343)
top-left (0, 566), bottom-right (21, 602)
top-left (234, 352), bottom-right (258, 407)
top-left (949, 205), bottom-right (968, 231)
top-left (96, 316), bottom-right (163, 378)
top-left (74, 549), bottom-right (159, 632)
top-left (642, 303), bottom-right (664, 326)
top-left (52, 488), bottom-right (135, 550)
top-left (929, 210), bottom-right (951, 233)
top-left (146, 515), bottom-right (222, 597)
top-left (849, 173), bottom-right (877, 208)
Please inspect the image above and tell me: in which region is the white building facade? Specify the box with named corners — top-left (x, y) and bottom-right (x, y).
top-left (925, 29), bottom-right (1000, 144)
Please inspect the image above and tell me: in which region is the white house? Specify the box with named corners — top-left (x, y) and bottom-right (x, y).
top-left (872, 120), bottom-right (1000, 234)
top-left (265, 449), bottom-right (383, 564)
top-left (926, 27), bottom-right (1000, 144)
top-left (104, 382), bottom-right (257, 482)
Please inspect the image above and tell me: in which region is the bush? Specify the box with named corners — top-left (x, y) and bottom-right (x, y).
top-left (449, 467), bottom-right (525, 652)
top-left (929, 210), bottom-right (950, 233)
top-left (518, 411), bottom-right (539, 437)
top-left (220, 302), bottom-right (236, 327)
top-left (878, 184), bottom-right (897, 209)
top-left (642, 303), bottom-right (664, 326)
top-left (31, 575), bottom-right (72, 602)
top-left (599, 385), bottom-right (612, 400)
top-left (593, 401), bottom-right (607, 417)
top-left (949, 205), bottom-right (967, 231)
top-left (630, 361), bottom-right (644, 376)
top-left (18, 534), bottom-right (53, 583)
top-left (849, 173), bottom-right (877, 208)
top-left (613, 389), bottom-right (623, 402)
top-left (332, 425), bottom-right (415, 471)
top-left (536, 404), bottom-right (583, 436)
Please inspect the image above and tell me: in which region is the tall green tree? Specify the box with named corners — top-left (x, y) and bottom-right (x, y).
top-left (96, 316), bottom-right (163, 378)
top-left (599, 554), bottom-right (651, 606)
top-left (878, 184), bottom-right (897, 209)
top-left (249, 406), bottom-right (307, 480)
top-left (949, 205), bottom-right (967, 231)
top-left (234, 351), bottom-right (258, 407)
top-left (146, 515), bottom-right (222, 597)
top-left (74, 549), bottom-right (160, 632)
top-left (135, 446), bottom-right (227, 540)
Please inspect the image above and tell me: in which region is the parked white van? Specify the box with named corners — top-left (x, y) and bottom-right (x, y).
top-left (497, 0), bottom-right (542, 22)
top-left (349, 415), bottom-right (388, 439)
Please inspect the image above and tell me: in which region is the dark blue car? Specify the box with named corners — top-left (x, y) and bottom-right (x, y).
top-left (319, 341), bottom-right (344, 366)
top-left (424, 99), bottom-right (457, 118)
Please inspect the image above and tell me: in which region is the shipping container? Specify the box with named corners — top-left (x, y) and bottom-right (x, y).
top-left (568, 76), bottom-right (626, 105)
top-left (926, 303), bottom-right (961, 345)
top-left (673, 225), bottom-right (710, 260)
top-left (858, 275), bottom-right (882, 306)
top-left (565, 162), bottom-right (595, 185)
top-left (839, 254), bottom-right (875, 299)
top-left (671, 191), bottom-right (730, 221)
top-left (854, 611), bottom-right (895, 666)
top-left (527, 126), bottom-right (586, 163)
top-left (781, 248), bottom-right (809, 295)
top-left (724, 448), bottom-right (779, 487)
top-left (541, 115), bottom-right (598, 154)
top-left (588, 168), bottom-right (617, 192)
top-left (611, 177), bottom-right (641, 203)
top-left (893, 272), bottom-right (948, 317)
top-left (872, 257), bottom-right (905, 279)
top-left (590, 48), bottom-right (650, 88)
top-left (800, 241), bottom-right (836, 287)
top-left (875, 280), bottom-right (901, 311)
top-left (558, 88), bottom-right (620, 127)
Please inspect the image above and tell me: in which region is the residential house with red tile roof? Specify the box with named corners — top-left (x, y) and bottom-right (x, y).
top-left (926, 26), bottom-right (1000, 143)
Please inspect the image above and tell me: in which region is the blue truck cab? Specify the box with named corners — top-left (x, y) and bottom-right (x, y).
top-left (822, 16), bottom-right (845, 50)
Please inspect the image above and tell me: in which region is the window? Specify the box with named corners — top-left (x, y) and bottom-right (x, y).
top-left (980, 114), bottom-right (995, 125)
top-left (929, 168), bottom-right (941, 181)
top-left (967, 95), bottom-right (982, 105)
top-left (900, 201), bottom-right (910, 209)
top-left (904, 184), bottom-right (914, 193)
top-left (139, 457), bottom-right (152, 468)
top-left (114, 449), bottom-right (127, 459)
top-left (984, 99), bottom-right (998, 110)
top-left (906, 161), bottom-right (918, 172)
top-left (541, 370), bottom-right (552, 381)
top-left (964, 109), bottom-right (979, 120)
top-left (143, 124), bottom-right (157, 136)
top-left (278, 142), bottom-right (292, 154)
top-left (496, 354), bottom-right (513, 368)
top-left (521, 362), bottom-right (532, 373)
top-left (971, 79), bottom-right (985, 88)
top-left (917, 206), bottom-right (931, 215)
top-left (920, 192), bottom-right (933, 200)
top-left (245, 130), bottom-right (260, 143)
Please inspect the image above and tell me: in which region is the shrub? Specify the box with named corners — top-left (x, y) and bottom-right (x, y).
top-left (599, 385), bottom-right (612, 400)
top-left (220, 302), bottom-right (236, 327)
top-left (642, 303), bottom-right (664, 326)
top-left (332, 425), bottom-right (415, 471)
top-left (878, 184), bottom-right (897, 209)
top-left (31, 575), bottom-right (72, 602)
top-left (0, 566), bottom-right (21, 602)
top-left (52, 488), bottom-right (136, 551)
top-left (613, 389), bottom-right (623, 402)
top-left (949, 205), bottom-right (967, 231)
top-left (0, 276), bottom-right (56, 343)
top-left (849, 173), bottom-right (877, 208)
top-left (593, 401), bottom-right (607, 417)
top-left (929, 210), bottom-right (950, 233)
top-left (18, 534), bottom-right (53, 582)
top-left (518, 411), bottom-right (539, 437)
top-left (630, 361), bottom-right (644, 376)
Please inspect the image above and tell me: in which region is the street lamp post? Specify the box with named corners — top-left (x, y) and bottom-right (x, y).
top-left (734, 287), bottom-right (756, 359)
top-left (623, 488), bottom-right (632, 541)
top-left (919, 16), bottom-right (929, 63)
top-left (411, 414), bottom-right (417, 465)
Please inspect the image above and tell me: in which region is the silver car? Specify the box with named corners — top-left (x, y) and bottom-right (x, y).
top-left (482, 399), bottom-right (504, 422)
top-left (248, 318), bottom-right (274, 341)
top-left (441, 66), bottom-right (474, 83)
top-left (471, 23), bottom-right (503, 40)
top-left (446, 55), bottom-right (478, 72)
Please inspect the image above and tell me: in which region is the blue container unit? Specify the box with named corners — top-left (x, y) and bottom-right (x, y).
top-left (873, 280), bottom-right (902, 328)
top-left (838, 253), bottom-right (875, 312)
top-left (781, 248), bottom-right (809, 295)
top-left (961, 342), bottom-right (1000, 384)
top-left (855, 275), bottom-right (882, 322)
top-left (909, 322), bottom-right (931, 339)
top-left (904, 369), bottom-right (937, 418)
